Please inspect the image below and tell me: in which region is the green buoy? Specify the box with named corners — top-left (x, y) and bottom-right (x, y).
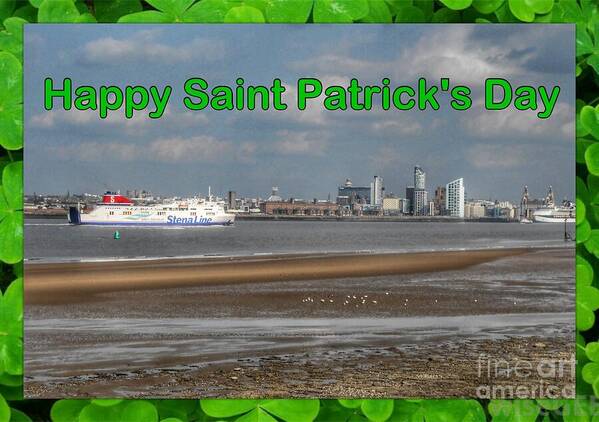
top-left (113, 230), bottom-right (120, 240)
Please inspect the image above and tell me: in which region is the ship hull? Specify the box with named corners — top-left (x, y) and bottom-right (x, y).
top-left (69, 207), bottom-right (235, 227)
top-left (533, 215), bottom-right (575, 223)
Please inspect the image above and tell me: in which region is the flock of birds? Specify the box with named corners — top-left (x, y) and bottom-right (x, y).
top-left (302, 292), bottom-right (392, 307)
top-left (299, 295), bottom-right (513, 306)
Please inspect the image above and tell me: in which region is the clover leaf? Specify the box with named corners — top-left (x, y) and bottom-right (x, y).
top-left (578, 284), bottom-right (599, 331)
top-left (94, 0), bottom-right (142, 22)
top-left (119, 0), bottom-right (237, 22)
top-left (488, 399), bottom-right (539, 422)
top-left (0, 17), bottom-right (26, 63)
top-left (312, 0), bottom-right (369, 23)
top-left (360, 400), bottom-right (394, 422)
top-left (0, 162), bottom-right (22, 264)
top-left (390, 399), bottom-right (484, 421)
top-left (0, 0), bottom-right (15, 21)
top-left (360, 0), bottom-right (392, 23)
top-left (394, 5), bottom-right (426, 22)
top-left (0, 278), bottom-right (22, 376)
top-left (201, 399), bottom-right (320, 422)
top-left (224, 6), bottom-right (265, 22)
top-left (440, 0), bottom-right (472, 11)
top-left (119, 400), bottom-right (159, 422)
top-left (577, 255), bottom-right (594, 287)
top-left (0, 394), bottom-right (8, 422)
top-left (508, 0), bottom-right (553, 22)
top-left (472, 0), bottom-right (504, 14)
top-left (50, 400), bottom-right (91, 422)
top-left (0, 52), bottom-right (22, 150)
top-left (37, 0), bottom-right (81, 22)
top-left (264, 0), bottom-right (313, 22)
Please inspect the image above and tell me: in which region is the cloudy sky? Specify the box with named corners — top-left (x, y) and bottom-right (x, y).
top-left (24, 24), bottom-right (574, 202)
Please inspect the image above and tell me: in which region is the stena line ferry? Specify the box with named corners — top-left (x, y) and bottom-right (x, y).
top-left (68, 191), bottom-right (235, 226)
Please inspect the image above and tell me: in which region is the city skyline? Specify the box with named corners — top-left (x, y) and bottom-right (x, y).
top-left (25, 25), bottom-right (574, 201)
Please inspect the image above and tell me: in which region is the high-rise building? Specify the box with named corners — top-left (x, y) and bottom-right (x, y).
top-left (227, 191), bottom-right (237, 209)
top-left (414, 166), bottom-right (426, 190)
top-left (411, 166), bottom-right (428, 215)
top-left (413, 189), bottom-right (428, 216)
top-left (405, 186), bottom-right (415, 214)
top-left (446, 178), bottom-right (465, 218)
top-left (434, 186), bottom-right (446, 215)
top-left (370, 175), bottom-right (383, 207)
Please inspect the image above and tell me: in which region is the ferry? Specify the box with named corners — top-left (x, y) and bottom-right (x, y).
top-left (68, 191), bottom-right (235, 226)
top-left (532, 201), bottom-right (575, 223)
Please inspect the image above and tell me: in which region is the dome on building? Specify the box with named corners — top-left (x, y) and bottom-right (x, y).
top-left (267, 186), bottom-right (282, 202)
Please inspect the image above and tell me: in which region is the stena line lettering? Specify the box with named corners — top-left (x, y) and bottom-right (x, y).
top-left (167, 215), bottom-right (213, 224)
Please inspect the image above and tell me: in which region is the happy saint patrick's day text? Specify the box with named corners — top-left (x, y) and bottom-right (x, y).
top-left (43, 77), bottom-right (560, 120)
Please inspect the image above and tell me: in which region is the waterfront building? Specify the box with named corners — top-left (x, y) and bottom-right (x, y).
top-left (382, 197), bottom-right (401, 214)
top-left (337, 178), bottom-right (370, 205)
top-left (414, 166), bottom-right (426, 190)
top-left (405, 186), bottom-right (415, 214)
top-left (446, 178), bottom-right (465, 218)
top-left (227, 191), bottom-right (237, 210)
top-left (434, 186), bottom-right (446, 215)
top-left (413, 189), bottom-right (428, 216)
top-left (370, 176), bottom-right (383, 207)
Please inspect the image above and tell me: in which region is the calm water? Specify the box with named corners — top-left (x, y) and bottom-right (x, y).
top-left (25, 218), bottom-right (574, 262)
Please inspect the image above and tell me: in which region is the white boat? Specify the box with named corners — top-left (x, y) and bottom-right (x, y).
top-left (532, 202), bottom-right (575, 223)
top-left (68, 191), bottom-right (235, 226)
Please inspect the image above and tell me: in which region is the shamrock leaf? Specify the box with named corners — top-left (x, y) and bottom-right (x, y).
top-left (37, 0), bottom-right (80, 22)
top-left (201, 399), bottom-right (320, 422)
top-left (361, 400), bottom-right (394, 422)
top-left (394, 5), bottom-right (426, 22)
top-left (51, 400), bottom-right (91, 422)
top-left (0, 278), bottom-right (22, 376)
top-left (472, 0), bottom-right (504, 14)
top-left (224, 6), bottom-right (265, 22)
top-left (0, 162), bottom-right (23, 264)
top-left (390, 399), bottom-right (485, 421)
top-left (577, 254), bottom-right (594, 287)
top-left (508, 0), bottom-right (553, 22)
top-left (578, 219), bottom-right (591, 243)
top-left (359, 0), bottom-right (392, 23)
top-left (313, 0), bottom-right (369, 23)
top-left (488, 400), bottom-right (539, 422)
top-left (120, 0), bottom-right (235, 22)
top-left (95, 0), bottom-right (142, 22)
top-left (264, 0), bottom-right (313, 22)
top-left (0, 52), bottom-right (22, 150)
top-left (183, 0), bottom-right (242, 23)
top-left (0, 394), bottom-right (8, 422)
top-left (119, 401), bottom-right (159, 422)
top-left (0, 0), bottom-right (14, 21)
top-left (0, 17), bottom-right (25, 63)
top-left (439, 0), bottom-right (472, 11)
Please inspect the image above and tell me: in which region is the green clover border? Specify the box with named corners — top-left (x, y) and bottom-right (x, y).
top-left (0, 0), bottom-right (594, 420)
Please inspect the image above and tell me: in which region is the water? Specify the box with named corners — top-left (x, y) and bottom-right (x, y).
top-left (25, 218), bottom-right (574, 262)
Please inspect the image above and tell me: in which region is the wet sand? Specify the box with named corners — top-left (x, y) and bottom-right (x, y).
top-left (24, 247), bottom-right (574, 398)
top-left (26, 247), bottom-right (535, 304)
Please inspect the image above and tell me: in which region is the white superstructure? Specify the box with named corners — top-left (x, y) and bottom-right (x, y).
top-left (68, 192), bottom-right (235, 226)
top-left (533, 203), bottom-right (575, 223)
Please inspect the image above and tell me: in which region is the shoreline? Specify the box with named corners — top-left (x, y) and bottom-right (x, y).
top-left (25, 335), bottom-right (574, 399)
top-left (25, 248), bottom-right (574, 398)
top-left (26, 247), bottom-right (542, 304)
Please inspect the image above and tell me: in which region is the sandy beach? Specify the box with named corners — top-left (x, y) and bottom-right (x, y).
top-left (26, 247), bottom-right (535, 304)
top-left (24, 247), bottom-right (574, 398)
